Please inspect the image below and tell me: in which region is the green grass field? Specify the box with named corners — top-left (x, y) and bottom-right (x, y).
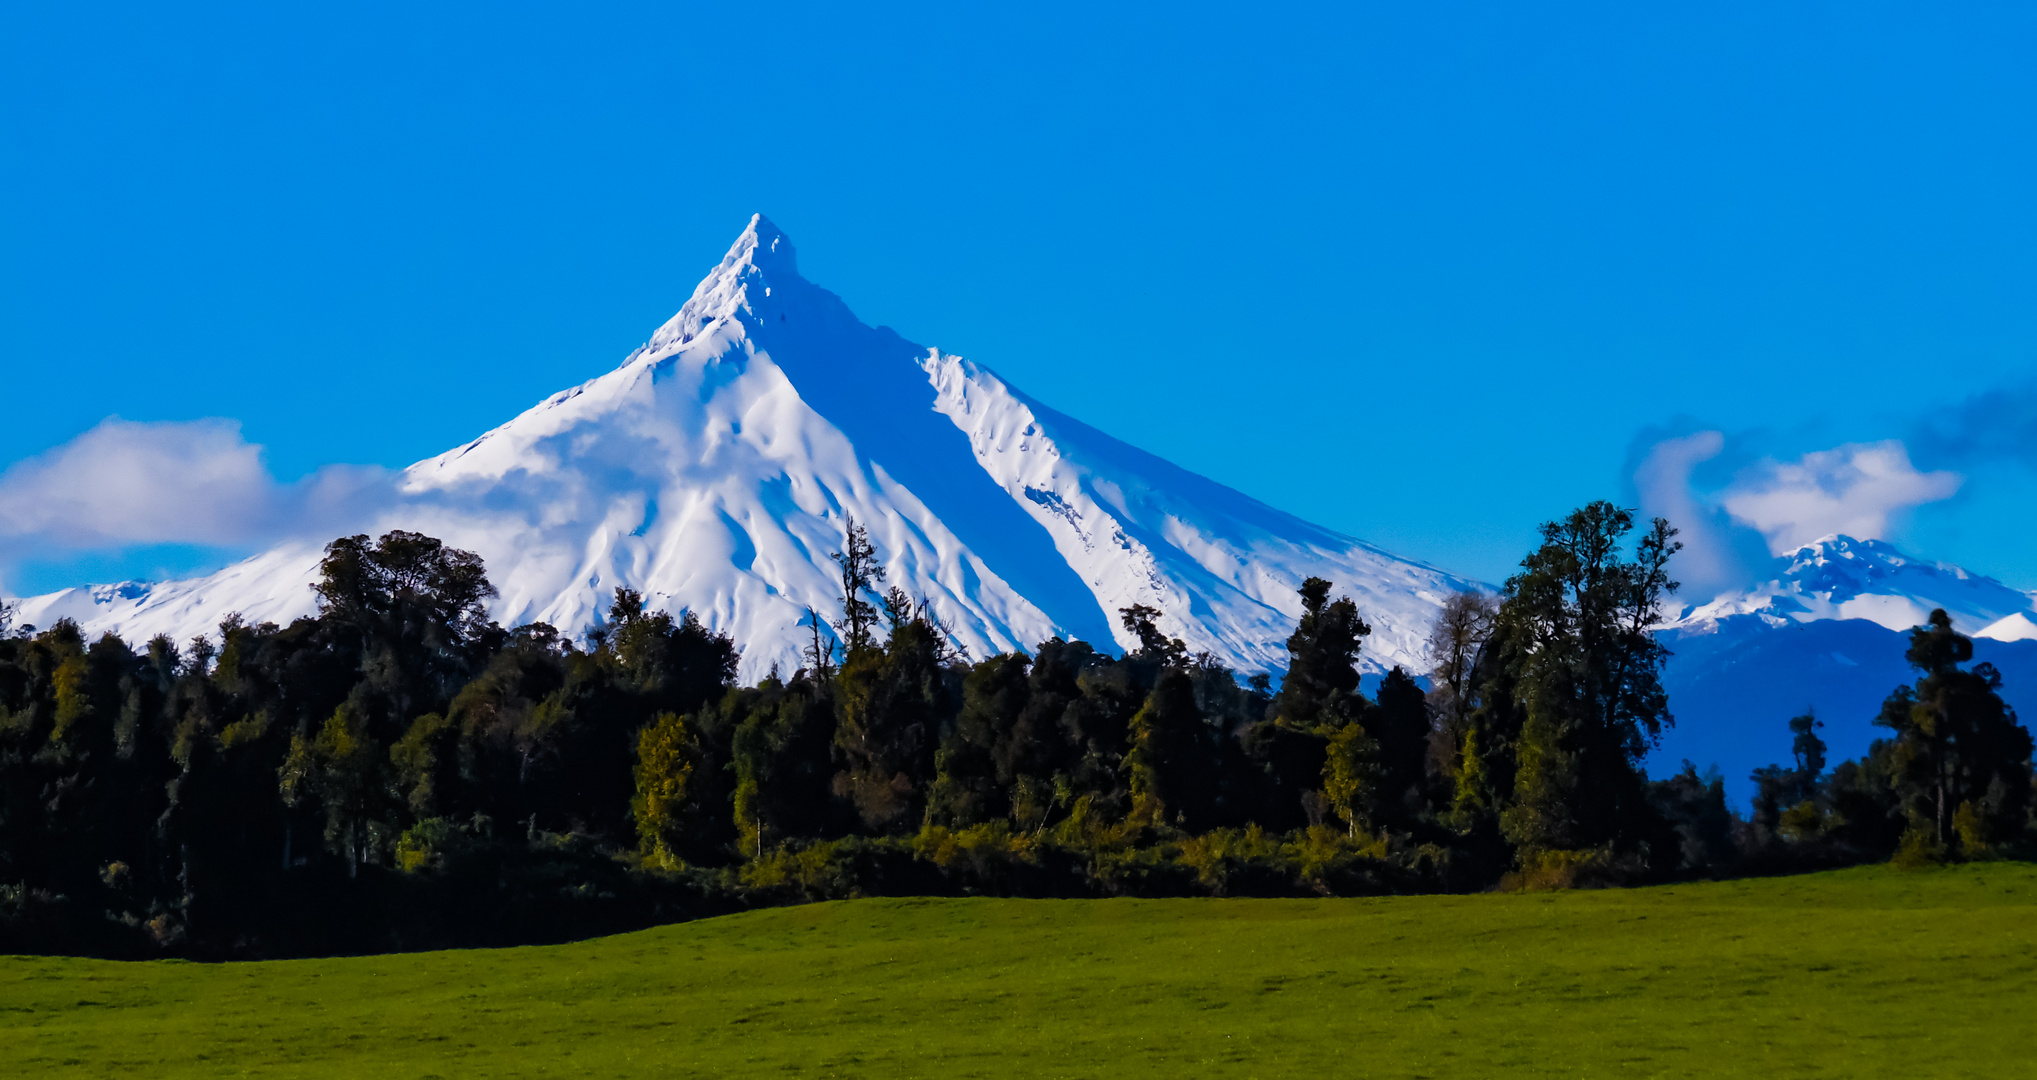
top-left (4, 864), bottom-right (2034, 1078)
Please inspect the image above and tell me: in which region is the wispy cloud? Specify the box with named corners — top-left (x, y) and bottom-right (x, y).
top-left (1633, 430), bottom-right (1750, 599)
top-left (1910, 380), bottom-right (2037, 470)
top-left (1720, 441), bottom-right (1961, 555)
top-left (0, 418), bottom-right (391, 589)
top-left (1630, 426), bottom-right (1965, 601)
top-left (0, 418), bottom-right (277, 546)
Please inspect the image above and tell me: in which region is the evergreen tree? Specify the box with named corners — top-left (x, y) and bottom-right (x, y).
top-left (1240, 578), bottom-right (1371, 831)
top-left (1792, 710), bottom-right (1828, 780)
top-left (1116, 604), bottom-right (1188, 666)
top-left (1269, 578), bottom-right (1369, 732)
top-left (1124, 668), bottom-right (1216, 829)
top-left (313, 531), bottom-right (500, 736)
top-left (830, 517), bottom-right (886, 658)
top-left (1058, 642), bottom-right (1144, 820)
top-left (1875, 609), bottom-right (2033, 854)
top-left (1645, 763), bottom-right (1736, 877)
top-left (930, 653), bottom-right (1034, 826)
top-left (1750, 711), bottom-right (1827, 840)
top-left (1371, 666), bottom-right (1432, 827)
top-left (445, 625), bottom-right (576, 829)
top-left (601, 589), bottom-right (738, 716)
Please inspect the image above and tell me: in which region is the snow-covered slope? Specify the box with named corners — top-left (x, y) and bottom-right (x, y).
top-left (1650, 535), bottom-right (2037, 806)
top-left (9, 216), bottom-right (1477, 677)
top-left (1665, 534), bottom-right (2037, 640)
top-left (12, 545), bottom-right (327, 646)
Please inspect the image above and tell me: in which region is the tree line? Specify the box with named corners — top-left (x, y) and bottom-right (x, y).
top-left (1, 503), bottom-right (2030, 957)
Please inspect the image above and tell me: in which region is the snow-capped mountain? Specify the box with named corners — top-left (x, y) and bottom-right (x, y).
top-left (11, 216), bottom-right (1478, 677)
top-left (1665, 534), bottom-right (2037, 641)
top-left (1650, 535), bottom-right (2037, 805)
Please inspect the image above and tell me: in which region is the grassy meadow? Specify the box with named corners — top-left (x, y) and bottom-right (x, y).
top-left (3, 863), bottom-right (2033, 1078)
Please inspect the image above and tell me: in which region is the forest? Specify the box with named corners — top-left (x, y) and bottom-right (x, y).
top-left (2, 501), bottom-right (2031, 958)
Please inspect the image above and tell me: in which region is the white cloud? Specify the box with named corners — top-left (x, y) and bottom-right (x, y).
top-left (0, 418), bottom-right (277, 546)
top-left (0, 417), bottom-right (394, 562)
top-left (1633, 430), bottom-right (1748, 597)
top-left (1721, 441), bottom-right (1961, 554)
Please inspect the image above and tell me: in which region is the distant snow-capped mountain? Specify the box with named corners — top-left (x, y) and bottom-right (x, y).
top-left (1651, 535), bottom-right (2037, 805)
top-left (1665, 534), bottom-right (2037, 641)
top-left (10, 216), bottom-right (1479, 677)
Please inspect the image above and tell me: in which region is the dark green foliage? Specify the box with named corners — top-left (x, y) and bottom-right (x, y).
top-left (314, 530), bottom-right (500, 737)
top-left (1238, 578), bottom-right (1372, 833)
top-left (1125, 668), bottom-right (1223, 830)
top-left (1743, 615), bottom-right (2037, 871)
top-left (932, 654), bottom-right (1021, 822)
top-left (918, 634), bottom-right (1132, 837)
top-left (1371, 666), bottom-right (1432, 828)
top-left (1117, 604), bottom-right (1187, 666)
top-left (1645, 763), bottom-right (1737, 877)
top-left (1061, 644), bottom-right (1146, 817)
top-left (1751, 711), bottom-right (1826, 838)
top-left (1269, 577), bottom-right (1368, 731)
top-left (727, 674), bottom-right (843, 855)
top-left (832, 605), bottom-right (957, 832)
top-left (0, 531), bottom-right (747, 957)
top-left (1792, 710), bottom-right (1829, 778)
top-left (5, 516), bottom-right (2033, 960)
top-left (1875, 610), bottom-right (2033, 855)
top-left (1489, 502), bottom-right (1680, 862)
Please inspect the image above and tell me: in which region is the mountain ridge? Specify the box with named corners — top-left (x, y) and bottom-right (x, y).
top-left (9, 215), bottom-right (1477, 677)
top-left (1665, 533), bottom-right (2037, 640)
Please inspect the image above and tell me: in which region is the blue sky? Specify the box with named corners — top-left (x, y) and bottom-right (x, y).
top-left (3, 2), bottom-right (2036, 598)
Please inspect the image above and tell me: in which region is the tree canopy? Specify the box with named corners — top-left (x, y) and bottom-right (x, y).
top-left (3, 509), bottom-right (2031, 958)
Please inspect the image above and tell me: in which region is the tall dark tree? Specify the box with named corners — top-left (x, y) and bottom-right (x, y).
top-left (1370, 666), bottom-right (1432, 828)
top-left (1791, 710), bottom-right (1828, 780)
top-left (1125, 667), bottom-right (1221, 830)
top-left (1117, 604), bottom-right (1187, 667)
top-left (830, 517), bottom-right (886, 658)
top-left (1750, 710), bottom-right (1828, 839)
top-left (1269, 578), bottom-right (1369, 732)
top-left (1645, 762), bottom-right (1737, 877)
top-left (599, 588), bottom-right (740, 717)
top-left (1490, 502), bottom-right (1679, 860)
top-left (308, 530), bottom-right (506, 833)
top-left (1058, 642), bottom-right (1145, 820)
top-left (1237, 579), bottom-right (1372, 832)
top-left (1875, 609), bottom-right (2033, 853)
top-left (544, 591), bottom-right (738, 839)
top-left (442, 622), bottom-right (575, 829)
